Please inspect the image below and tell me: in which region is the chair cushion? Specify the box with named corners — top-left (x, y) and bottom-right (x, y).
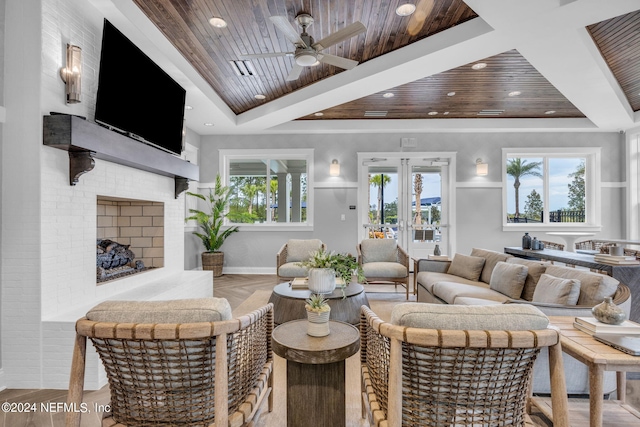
top-left (86, 298), bottom-right (232, 323)
top-left (360, 239), bottom-right (398, 263)
top-left (447, 253), bottom-right (485, 281)
top-left (544, 265), bottom-right (619, 306)
top-left (391, 302), bottom-right (549, 330)
top-left (507, 258), bottom-right (548, 301)
top-left (532, 274), bottom-right (581, 305)
top-left (416, 271), bottom-right (481, 295)
top-left (470, 248), bottom-right (512, 284)
top-left (286, 239), bottom-right (323, 262)
top-left (362, 262), bottom-right (407, 278)
top-left (489, 261), bottom-right (528, 299)
top-left (278, 262), bottom-right (309, 278)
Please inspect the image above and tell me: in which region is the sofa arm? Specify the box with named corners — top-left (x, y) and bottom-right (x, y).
top-left (416, 259), bottom-right (451, 274)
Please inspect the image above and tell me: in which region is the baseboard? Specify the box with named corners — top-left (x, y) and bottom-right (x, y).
top-left (222, 267), bottom-right (277, 275)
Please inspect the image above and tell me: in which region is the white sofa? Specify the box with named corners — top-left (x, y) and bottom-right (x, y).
top-left (415, 248), bottom-right (632, 395)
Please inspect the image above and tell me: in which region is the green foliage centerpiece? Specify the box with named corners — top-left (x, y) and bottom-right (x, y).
top-left (298, 249), bottom-right (365, 296)
top-left (186, 174), bottom-right (239, 276)
top-left (305, 293), bottom-right (331, 337)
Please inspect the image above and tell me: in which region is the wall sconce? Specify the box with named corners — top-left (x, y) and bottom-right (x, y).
top-left (60, 44), bottom-right (82, 104)
top-left (476, 158), bottom-right (488, 176)
top-left (329, 159), bottom-right (340, 177)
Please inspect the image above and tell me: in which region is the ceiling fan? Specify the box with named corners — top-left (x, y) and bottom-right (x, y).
top-left (241, 13), bottom-right (367, 81)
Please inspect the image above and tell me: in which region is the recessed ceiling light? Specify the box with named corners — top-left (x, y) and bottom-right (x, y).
top-left (314, 112), bottom-right (324, 116)
top-left (471, 62), bottom-right (487, 70)
top-left (447, 92), bottom-right (456, 97)
top-left (209, 17), bottom-right (227, 28)
top-left (428, 111), bottom-right (438, 116)
top-left (383, 92), bottom-right (394, 98)
top-left (545, 110), bottom-right (556, 115)
top-left (185, 105), bottom-right (193, 110)
top-left (396, 4), bottom-right (417, 16)
top-left (254, 94), bottom-right (266, 100)
top-left (204, 123), bottom-right (214, 126)
top-left (508, 91), bottom-right (522, 97)
top-left (443, 112), bottom-right (450, 115)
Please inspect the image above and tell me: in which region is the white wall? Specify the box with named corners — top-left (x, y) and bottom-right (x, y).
top-left (192, 131), bottom-right (625, 271)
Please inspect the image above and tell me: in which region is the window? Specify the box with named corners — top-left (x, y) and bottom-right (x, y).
top-left (220, 149), bottom-right (313, 229)
top-left (502, 148), bottom-right (600, 229)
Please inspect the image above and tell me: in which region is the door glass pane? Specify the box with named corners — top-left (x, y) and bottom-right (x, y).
top-left (368, 166), bottom-right (398, 239)
top-left (548, 157), bottom-right (585, 223)
top-left (506, 157), bottom-right (544, 223)
top-left (412, 166), bottom-right (442, 242)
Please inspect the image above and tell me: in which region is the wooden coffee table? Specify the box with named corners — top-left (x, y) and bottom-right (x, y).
top-left (268, 282), bottom-right (369, 325)
top-left (530, 316), bottom-right (640, 427)
top-left (272, 319), bottom-right (360, 427)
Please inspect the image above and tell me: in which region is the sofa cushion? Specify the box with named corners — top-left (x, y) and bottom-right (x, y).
top-left (543, 265), bottom-right (619, 306)
top-left (278, 262), bottom-right (309, 278)
top-left (489, 261), bottom-right (528, 299)
top-left (416, 271), bottom-right (483, 295)
top-left (532, 274), bottom-right (581, 305)
top-left (470, 248), bottom-right (512, 284)
top-left (86, 298), bottom-right (233, 323)
top-left (286, 239), bottom-right (323, 262)
top-left (454, 297), bottom-right (504, 306)
top-left (361, 239), bottom-right (398, 263)
top-left (447, 253), bottom-right (486, 281)
top-left (507, 258), bottom-right (548, 301)
top-left (432, 282), bottom-right (510, 305)
top-left (362, 262), bottom-right (407, 278)
top-left (391, 302), bottom-right (549, 330)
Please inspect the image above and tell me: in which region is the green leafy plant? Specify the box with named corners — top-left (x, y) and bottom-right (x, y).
top-left (305, 293), bottom-right (330, 313)
top-left (298, 249), bottom-right (366, 285)
top-left (186, 174), bottom-right (239, 252)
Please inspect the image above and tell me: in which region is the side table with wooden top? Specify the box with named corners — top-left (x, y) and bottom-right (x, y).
top-left (530, 316), bottom-right (640, 427)
top-left (271, 319), bottom-right (360, 427)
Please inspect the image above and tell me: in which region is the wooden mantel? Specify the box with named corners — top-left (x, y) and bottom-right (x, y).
top-left (42, 114), bottom-right (199, 198)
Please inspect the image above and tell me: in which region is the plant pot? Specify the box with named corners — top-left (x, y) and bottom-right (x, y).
top-left (308, 268), bottom-right (336, 294)
top-left (202, 251), bottom-right (224, 277)
top-left (307, 308), bottom-right (331, 337)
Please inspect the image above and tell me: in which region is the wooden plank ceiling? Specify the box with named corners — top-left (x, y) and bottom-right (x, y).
top-left (132, 0), bottom-right (639, 121)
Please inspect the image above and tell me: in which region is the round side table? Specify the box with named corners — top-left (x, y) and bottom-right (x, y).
top-left (272, 320), bottom-right (360, 427)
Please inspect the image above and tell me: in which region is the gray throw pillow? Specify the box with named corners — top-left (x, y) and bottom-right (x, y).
top-left (447, 253), bottom-right (486, 281)
top-left (489, 261), bottom-right (528, 299)
top-left (470, 248), bottom-right (512, 284)
top-left (532, 274), bottom-right (581, 305)
top-left (507, 258), bottom-right (548, 301)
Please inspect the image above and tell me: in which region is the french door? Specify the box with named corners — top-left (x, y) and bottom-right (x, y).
top-left (357, 152), bottom-right (456, 260)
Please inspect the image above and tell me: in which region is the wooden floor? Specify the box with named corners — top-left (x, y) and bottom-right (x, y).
top-left (1, 274), bottom-right (640, 426)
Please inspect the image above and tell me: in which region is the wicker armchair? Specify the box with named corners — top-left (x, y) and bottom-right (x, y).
top-left (360, 304), bottom-right (569, 427)
top-left (357, 239), bottom-right (410, 299)
top-left (66, 298), bottom-right (274, 427)
top-left (276, 239), bottom-right (326, 282)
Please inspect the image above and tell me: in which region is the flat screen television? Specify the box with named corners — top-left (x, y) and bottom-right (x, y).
top-left (95, 19), bottom-right (186, 155)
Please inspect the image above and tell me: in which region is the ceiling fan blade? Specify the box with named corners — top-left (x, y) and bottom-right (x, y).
top-left (269, 16), bottom-right (307, 48)
top-left (240, 52), bottom-right (293, 59)
top-left (317, 54), bottom-right (358, 70)
top-left (312, 21), bottom-right (366, 51)
top-left (285, 63), bottom-right (304, 81)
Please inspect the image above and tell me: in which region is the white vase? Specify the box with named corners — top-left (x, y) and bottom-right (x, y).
top-left (307, 308), bottom-right (331, 337)
top-left (308, 268), bottom-right (336, 294)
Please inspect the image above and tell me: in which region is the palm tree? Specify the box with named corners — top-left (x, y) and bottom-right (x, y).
top-left (506, 158), bottom-right (542, 218)
top-left (370, 174), bottom-right (392, 224)
top-left (414, 173), bottom-right (423, 226)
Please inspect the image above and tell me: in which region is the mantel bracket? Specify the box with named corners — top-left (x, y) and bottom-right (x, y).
top-left (69, 151), bottom-right (96, 185)
top-left (175, 177), bottom-right (189, 199)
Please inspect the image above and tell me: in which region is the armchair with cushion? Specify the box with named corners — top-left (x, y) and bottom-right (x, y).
top-left (360, 303), bottom-right (569, 427)
top-left (66, 298), bottom-right (273, 427)
top-left (357, 239), bottom-right (410, 299)
top-left (276, 238), bottom-right (326, 282)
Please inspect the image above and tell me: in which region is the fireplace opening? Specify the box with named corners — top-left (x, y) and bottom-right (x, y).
top-left (97, 196), bottom-right (164, 284)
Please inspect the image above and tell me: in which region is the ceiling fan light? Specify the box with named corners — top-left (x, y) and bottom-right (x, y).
top-left (295, 51), bottom-right (318, 66)
top-left (396, 4), bottom-right (417, 16)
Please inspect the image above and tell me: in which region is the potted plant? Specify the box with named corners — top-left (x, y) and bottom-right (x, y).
top-left (305, 293), bottom-right (331, 337)
top-left (186, 174), bottom-right (239, 277)
top-left (298, 249), bottom-right (365, 295)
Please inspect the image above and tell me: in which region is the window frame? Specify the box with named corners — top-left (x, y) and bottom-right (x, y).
top-left (501, 147), bottom-right (601, 232)
top-left (219, 149), bottom-right (314, 231)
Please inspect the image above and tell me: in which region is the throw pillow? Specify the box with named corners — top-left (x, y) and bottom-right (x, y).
top-left (286, 239), bottom-right (323, 262)
top-left (489, 261), bottom-right (528, 299)
top-left (506, 258), bottom-right (548, 301)
top-left (447, 253), bottom-right (486, 282)
top-left (532, 274), bottom-right (581, 305)
top-left (470, 248), bottom-right (512, 284)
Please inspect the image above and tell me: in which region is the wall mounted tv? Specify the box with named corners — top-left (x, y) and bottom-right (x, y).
top-left (95, 19), bottom-right (186, 156)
